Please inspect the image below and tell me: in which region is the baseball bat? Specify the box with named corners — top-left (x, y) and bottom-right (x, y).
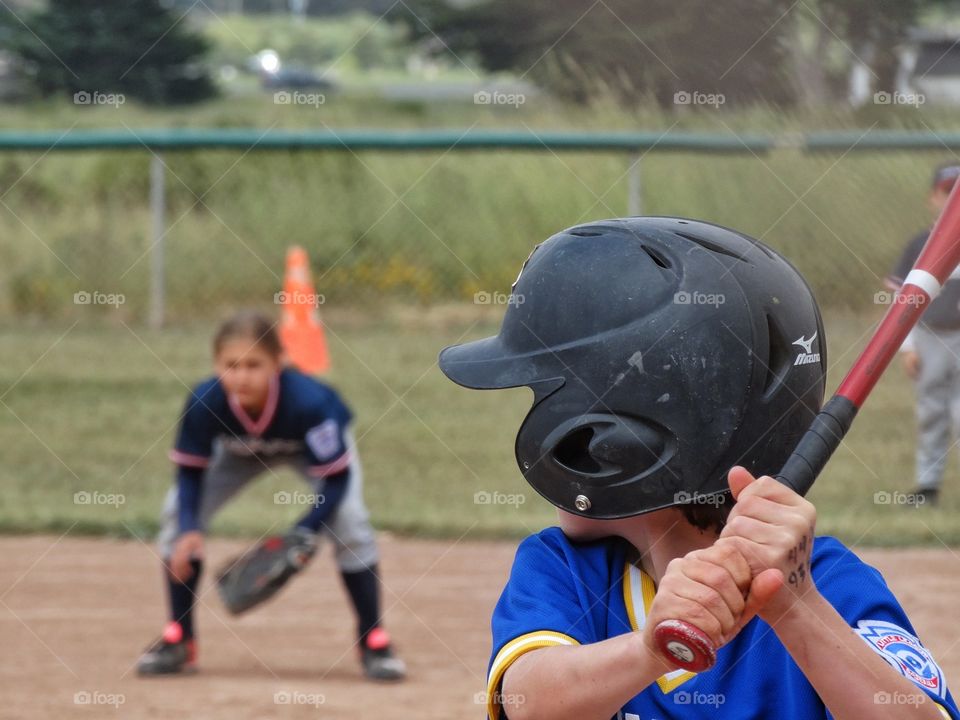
top-left (653, 178), bottom-right (960, 673)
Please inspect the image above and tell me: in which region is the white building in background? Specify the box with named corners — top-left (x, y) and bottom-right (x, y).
top-left (904, 29), bottom-right (960, 104)
top-left (850, 28), bottom-right (960, 106)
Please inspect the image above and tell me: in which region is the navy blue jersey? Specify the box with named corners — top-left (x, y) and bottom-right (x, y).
top-left (888, 229), bottom-right (960, 331)
top-left (486, 527), bottom-right (957, 720)
top-left (170, 368), bottom-right (353, 478)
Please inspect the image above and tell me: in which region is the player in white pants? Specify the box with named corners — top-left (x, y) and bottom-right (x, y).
top-left (886, 163), bottom-right (960, 505)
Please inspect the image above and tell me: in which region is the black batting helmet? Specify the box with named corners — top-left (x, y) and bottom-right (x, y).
top-left (439, 217), bottom-right (826, 519)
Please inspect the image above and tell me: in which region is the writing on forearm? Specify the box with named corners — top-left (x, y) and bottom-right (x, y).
top-left (786, 529), bottom-right (813, 590)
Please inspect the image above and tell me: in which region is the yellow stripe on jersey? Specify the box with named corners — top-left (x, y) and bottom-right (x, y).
top-left (485, 630), bottom-right (580, 720)
top-left (622, 563), bottom-right (640, 633)
top-left (623, 561), bottom-right (697, 694)
top-left (936, 702), bottom-right (952, 718)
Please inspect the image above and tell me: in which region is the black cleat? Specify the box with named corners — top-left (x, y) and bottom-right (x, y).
top-left (912, 487), bottom-right (939, 507)
top-left (137, 622), bottom-right (196, 676)
top-left (361, 628), bottom-right (406, 681)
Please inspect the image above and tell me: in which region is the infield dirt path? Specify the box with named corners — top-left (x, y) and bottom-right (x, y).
top-left (1, 535), bottom-right (958, 719)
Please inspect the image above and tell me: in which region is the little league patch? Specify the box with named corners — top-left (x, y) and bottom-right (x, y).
top-left (306, 419), bottom-right (341, 461)
top-left (855, 619), bottom-right (946, 699)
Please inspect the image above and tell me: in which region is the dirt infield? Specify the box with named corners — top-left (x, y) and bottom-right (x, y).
top-left (2, 534), bottom-right (959, 719)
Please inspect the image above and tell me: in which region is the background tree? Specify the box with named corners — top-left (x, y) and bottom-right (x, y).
top-left (394, 0), bottom-right (799, 106)
top-left (10, 0), bottom-right (216, 104)
top-left (397, 0), bottom-right (960, 107)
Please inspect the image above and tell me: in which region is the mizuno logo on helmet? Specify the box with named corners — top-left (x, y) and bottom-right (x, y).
top-left (792, 332), bottom-right (820, 365)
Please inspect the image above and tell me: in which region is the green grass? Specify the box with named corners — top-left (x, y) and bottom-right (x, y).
top-left (0, 308), bottom-right (957, 546)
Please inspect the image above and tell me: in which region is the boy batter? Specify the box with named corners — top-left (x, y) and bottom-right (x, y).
top-left (441, 217), bottom-right (957, 719)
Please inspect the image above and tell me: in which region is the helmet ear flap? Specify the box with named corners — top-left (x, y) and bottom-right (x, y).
top-left (585, 416), bottom-right (670, 472)
top-left (521, 411), bottom-right (673, 484)
top-left (552, 425), bottom-right (605, 474)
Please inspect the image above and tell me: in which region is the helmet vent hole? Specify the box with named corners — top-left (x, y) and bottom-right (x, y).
top-left (553, 426), bottom-right (603, 474)
top-left (569, 230), bottom-right (603, 237)
top-left (762, 314), bottom-right (791, 396)
top-left (675, 231), bottom-right (748, 263)
top-left (642, 245), bottom-right (672, 270)
top-left (735, 232), bottom-right (777, 259)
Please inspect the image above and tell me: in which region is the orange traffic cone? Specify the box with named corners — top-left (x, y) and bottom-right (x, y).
top-left (279, 246), bottom-right (330, 374)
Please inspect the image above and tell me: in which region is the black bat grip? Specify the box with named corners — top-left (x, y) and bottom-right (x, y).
top-left (775, 395), bottom-right (858, 496)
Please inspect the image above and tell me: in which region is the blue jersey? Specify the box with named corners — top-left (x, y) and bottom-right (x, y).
top-left (486, 527), bottom-right (957, 720)
top-left (169, 368), bottom-right (353, 479)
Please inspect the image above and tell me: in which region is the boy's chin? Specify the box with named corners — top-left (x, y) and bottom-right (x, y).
top-left (560, 527), bottom-right (613, 542)
top-left (556, 509), bottom-right (620, 542)
top-left (556, 506), bottom-right (682, 542)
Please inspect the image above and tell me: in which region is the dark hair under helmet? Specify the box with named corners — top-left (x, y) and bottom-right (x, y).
top-left (438, 217), bottom-right (827, 519)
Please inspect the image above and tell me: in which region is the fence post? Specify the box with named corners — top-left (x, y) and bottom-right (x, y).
top-left (627, 153), bottom-right (642, 216)
top-left (149, 153), bottom-right (165, 329)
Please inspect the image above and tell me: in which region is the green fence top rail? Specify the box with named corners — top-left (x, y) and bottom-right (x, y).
top-left (805, 130), bottom-right (960, 151)
top-left (0, 128), bottom-right (775, 153)
top-left (1, 128), bottom-right (959, 153)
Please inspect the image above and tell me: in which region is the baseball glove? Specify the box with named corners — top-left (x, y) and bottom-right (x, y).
top-left (216, 527), bottom-right (318, 615)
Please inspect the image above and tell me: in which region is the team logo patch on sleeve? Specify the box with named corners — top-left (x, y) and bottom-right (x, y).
top-left (306, 419), bottom-right (341, 461)
top-left (855, 619), bottom-right (945, 699)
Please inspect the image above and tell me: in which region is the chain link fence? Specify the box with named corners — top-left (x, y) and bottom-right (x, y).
top-left (0, 130), bottom-right (956, 324)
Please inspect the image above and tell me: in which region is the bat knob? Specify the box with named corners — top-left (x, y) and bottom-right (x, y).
top-left (653, 619), bottom-right (717, 672)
